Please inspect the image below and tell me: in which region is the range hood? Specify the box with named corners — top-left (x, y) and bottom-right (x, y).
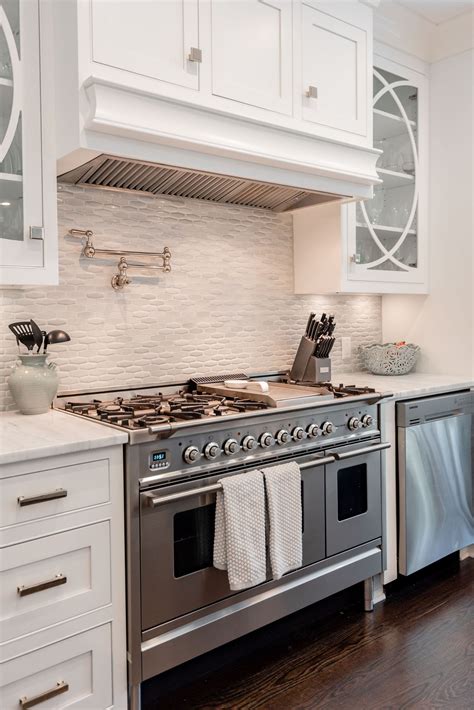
top-left (59, 154), bottom-right (344, 213)
top-left (56, 78), bottom-right (380, 211)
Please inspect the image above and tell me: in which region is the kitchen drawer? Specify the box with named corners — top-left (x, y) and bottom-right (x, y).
top-left (0, 459), bottom-right (110, 529)
top-left (0, 623), bottom-right (112, 709)
top-left (0, 522), bottom-right (111, 643)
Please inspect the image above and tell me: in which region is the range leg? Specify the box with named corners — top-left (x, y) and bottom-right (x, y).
top-left (364, 573), bottom-right (386, 612)
top-left (129, 683), bottom-right (141, 710)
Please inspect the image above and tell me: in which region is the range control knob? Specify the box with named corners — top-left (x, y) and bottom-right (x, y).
top-left (223, 438), bottom-right (240, 456)
top-left (204, 442), bottom-right (221, 460)
top-left (306, 423), bottom-right (320, 438)
top-left (347, 417), bottom-right (361, 431)
top-left (321, 421), bottom-right (335, 436)
top-left (259, 432), bottom-right (274, 448)
top-left (183, 445), bottom-right (201, 464)
top-left (276, 429), bottom-right (291, 445)
top-left (361, 414), bottom-right (374, 428)
top-left (292, 426), bottom-right (305, 441)
top-left (241, 435), bottom-right (258, 451)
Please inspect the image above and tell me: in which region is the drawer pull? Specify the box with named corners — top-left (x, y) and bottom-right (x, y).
top-left (19, 681), bottom-right (69, 709)
top-left (17, 573), bottom-right (67, 597)
top-left (17, 488), bottom-right (67, 507)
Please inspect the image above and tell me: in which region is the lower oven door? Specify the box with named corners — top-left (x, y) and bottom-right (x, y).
top-left (325, 440), bottom-right (389, 557)
top-left (139, 453), bottom-right (329, 629)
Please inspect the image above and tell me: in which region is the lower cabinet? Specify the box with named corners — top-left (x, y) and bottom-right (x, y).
top-left (0, 521), bottom-right (111, 643)
top-left (0, 624), bottom-right (112, 710)
top-left (0, 445), bottom-right (126, 709)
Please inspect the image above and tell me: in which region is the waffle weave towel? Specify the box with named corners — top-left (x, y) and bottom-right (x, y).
top-left (262, 461), bottom-right (303, 580)
top-left (213, 470), bottom-right (267, 591)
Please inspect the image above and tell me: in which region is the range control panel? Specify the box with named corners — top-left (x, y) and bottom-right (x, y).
top-left (143, 401), bottom-right (379, 479)
top-left (149, 451), bottom-right (170, 471)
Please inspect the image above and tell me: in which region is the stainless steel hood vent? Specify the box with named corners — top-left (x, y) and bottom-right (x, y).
top-left (59, 155), bottom-right (343, 213)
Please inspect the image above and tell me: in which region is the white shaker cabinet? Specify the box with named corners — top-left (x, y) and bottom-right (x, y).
top-left (0, 444), bottom-right (127, 709)
top-left (91, 0), bottom-right (200, 91)
top-left (210, 0), bottom-right (293, 115)
top-left (294, 49), bottom-right (429, 295)
top-left (0, 0), bottom-right (57, 286)
top-left (301, 2), bottom-right (368, 139)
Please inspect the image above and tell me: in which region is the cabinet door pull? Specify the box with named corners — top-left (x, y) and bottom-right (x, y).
top-left (305, 85), bottom-right (318, 99)
top-left (17, 573), bottom-right (67, 597)
top-left (19, 681), bottom-right (69, 709)
top-left (17, 488), bottom-right (67, 506)
top-left (188, 47), bottom-right (202, 63)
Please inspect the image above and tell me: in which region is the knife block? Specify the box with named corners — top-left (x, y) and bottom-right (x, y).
top-left (302, 356), bottom-right (331, 384)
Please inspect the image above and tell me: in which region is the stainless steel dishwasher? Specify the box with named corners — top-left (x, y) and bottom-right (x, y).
top-left (397, 390), bottom-right (474, 575)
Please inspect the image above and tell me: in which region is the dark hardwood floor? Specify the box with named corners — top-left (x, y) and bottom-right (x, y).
top-left (142, 556), bottom-right (474, 709)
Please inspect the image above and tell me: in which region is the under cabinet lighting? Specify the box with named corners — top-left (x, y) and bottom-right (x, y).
top-left (0, 201), bottom-right (11, 206)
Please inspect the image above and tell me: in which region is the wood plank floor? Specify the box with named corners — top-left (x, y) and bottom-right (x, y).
top-left (142, 556), bottom-right (474, 709)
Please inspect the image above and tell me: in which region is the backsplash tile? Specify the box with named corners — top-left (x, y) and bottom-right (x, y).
top-left (0, 184), bottom-right (381, 410)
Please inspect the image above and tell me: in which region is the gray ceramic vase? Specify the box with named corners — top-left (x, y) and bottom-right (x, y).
top-left (8, 354), bottom-right (59, 414)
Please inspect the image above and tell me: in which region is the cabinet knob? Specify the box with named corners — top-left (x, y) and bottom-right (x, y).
top-left (305, 86), bottom-right (318, 99)
top-left (29, 226), bottom-right (44, 241)
top-left (351, 253), bottom-right (361, 264)
top-left (188, 47), bottom-right (202, 63)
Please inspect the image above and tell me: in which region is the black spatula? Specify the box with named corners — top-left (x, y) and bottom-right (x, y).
top-left (8, 321), bottom-right (38, 351)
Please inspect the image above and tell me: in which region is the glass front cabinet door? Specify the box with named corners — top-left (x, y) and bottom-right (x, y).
top-left (345, 54), bottom-right (428, 294)
top-left (0, 0), bottom-right (57, 285)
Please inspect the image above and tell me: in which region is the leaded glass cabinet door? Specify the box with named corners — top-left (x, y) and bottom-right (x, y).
top-left (0, 0), bottom-right (55, 284)
top-left (346, 55), bottom-right (428, 293)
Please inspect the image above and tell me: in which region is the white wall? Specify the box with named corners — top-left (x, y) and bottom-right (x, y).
top-left (0, 185), bottom-right (382, 410)
top-left (382, 48), bottom-right (474, 375)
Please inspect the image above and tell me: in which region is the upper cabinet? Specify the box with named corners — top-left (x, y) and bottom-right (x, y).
top-left (84, 0), bottom-right (372, 147)
top-left (210, 0), bottom-right (293, 115)
top-left (0, 0), bottom-right (57, 286)
top-left (294, 49), bottom-right (429, 295)
top-left (301, 2), bottom-right (368, 138)
top-left (54, 1), bottom-right (379, 209)
top-left (91, 0), bottom-right (200, 91)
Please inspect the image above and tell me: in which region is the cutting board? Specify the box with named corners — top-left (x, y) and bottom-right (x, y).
top-left (199, 382), bottom-right (333, 408)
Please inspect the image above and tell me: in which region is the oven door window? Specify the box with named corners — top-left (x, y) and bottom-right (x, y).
top-left (174, 503), bottom-right (215, 578)
top-left (325, 450), bottom-right (382, 557)
top-left (337, 463), bottom-right (368, 520)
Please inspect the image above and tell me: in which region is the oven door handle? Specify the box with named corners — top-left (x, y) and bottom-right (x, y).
top-left (144, 456), bottom-right (336, 508)
top-left (334, 442), bottom-right (391, 461)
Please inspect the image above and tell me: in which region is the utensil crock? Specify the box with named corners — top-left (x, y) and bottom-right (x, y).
top-left (8, 354), bottom-right (59, 414)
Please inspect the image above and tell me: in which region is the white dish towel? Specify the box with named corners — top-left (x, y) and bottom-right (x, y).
top-left (213, 470), bottom-right (267, 591)
top-left (262, 461), bottom-right (303, 580)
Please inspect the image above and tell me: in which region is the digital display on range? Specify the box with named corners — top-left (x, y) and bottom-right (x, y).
top-left (152, 451), bottom-right (167, 462)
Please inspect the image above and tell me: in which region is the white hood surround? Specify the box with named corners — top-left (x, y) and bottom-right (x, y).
top-left (58, 78), bottom-right (380, 209)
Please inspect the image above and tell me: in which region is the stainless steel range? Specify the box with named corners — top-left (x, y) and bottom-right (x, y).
top-left (57, 373), bottom-right (390, 710)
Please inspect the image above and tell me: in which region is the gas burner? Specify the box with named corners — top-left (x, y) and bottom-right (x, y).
top-left (62, 378), bottom-right (380, 434)
top-left (64, 388), bottom-right (271, 430)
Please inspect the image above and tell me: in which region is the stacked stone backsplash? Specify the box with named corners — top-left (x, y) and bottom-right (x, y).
top-left (0, 184), bottom-right (382, 410)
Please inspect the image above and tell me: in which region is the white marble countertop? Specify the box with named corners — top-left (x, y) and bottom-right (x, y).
top-left (333, 371), bottom-right (474, 400)
top-left (0, 410), bottom-right (128, 466)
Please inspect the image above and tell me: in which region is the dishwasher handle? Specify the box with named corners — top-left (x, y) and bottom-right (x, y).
top-left (334, 442), bottom-right (391, 461)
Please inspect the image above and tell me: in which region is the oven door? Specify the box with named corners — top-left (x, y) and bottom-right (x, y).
top-left (325, 440), bottom-right (389, 557)
top-left (139, 453), bottom-right (329, 630)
